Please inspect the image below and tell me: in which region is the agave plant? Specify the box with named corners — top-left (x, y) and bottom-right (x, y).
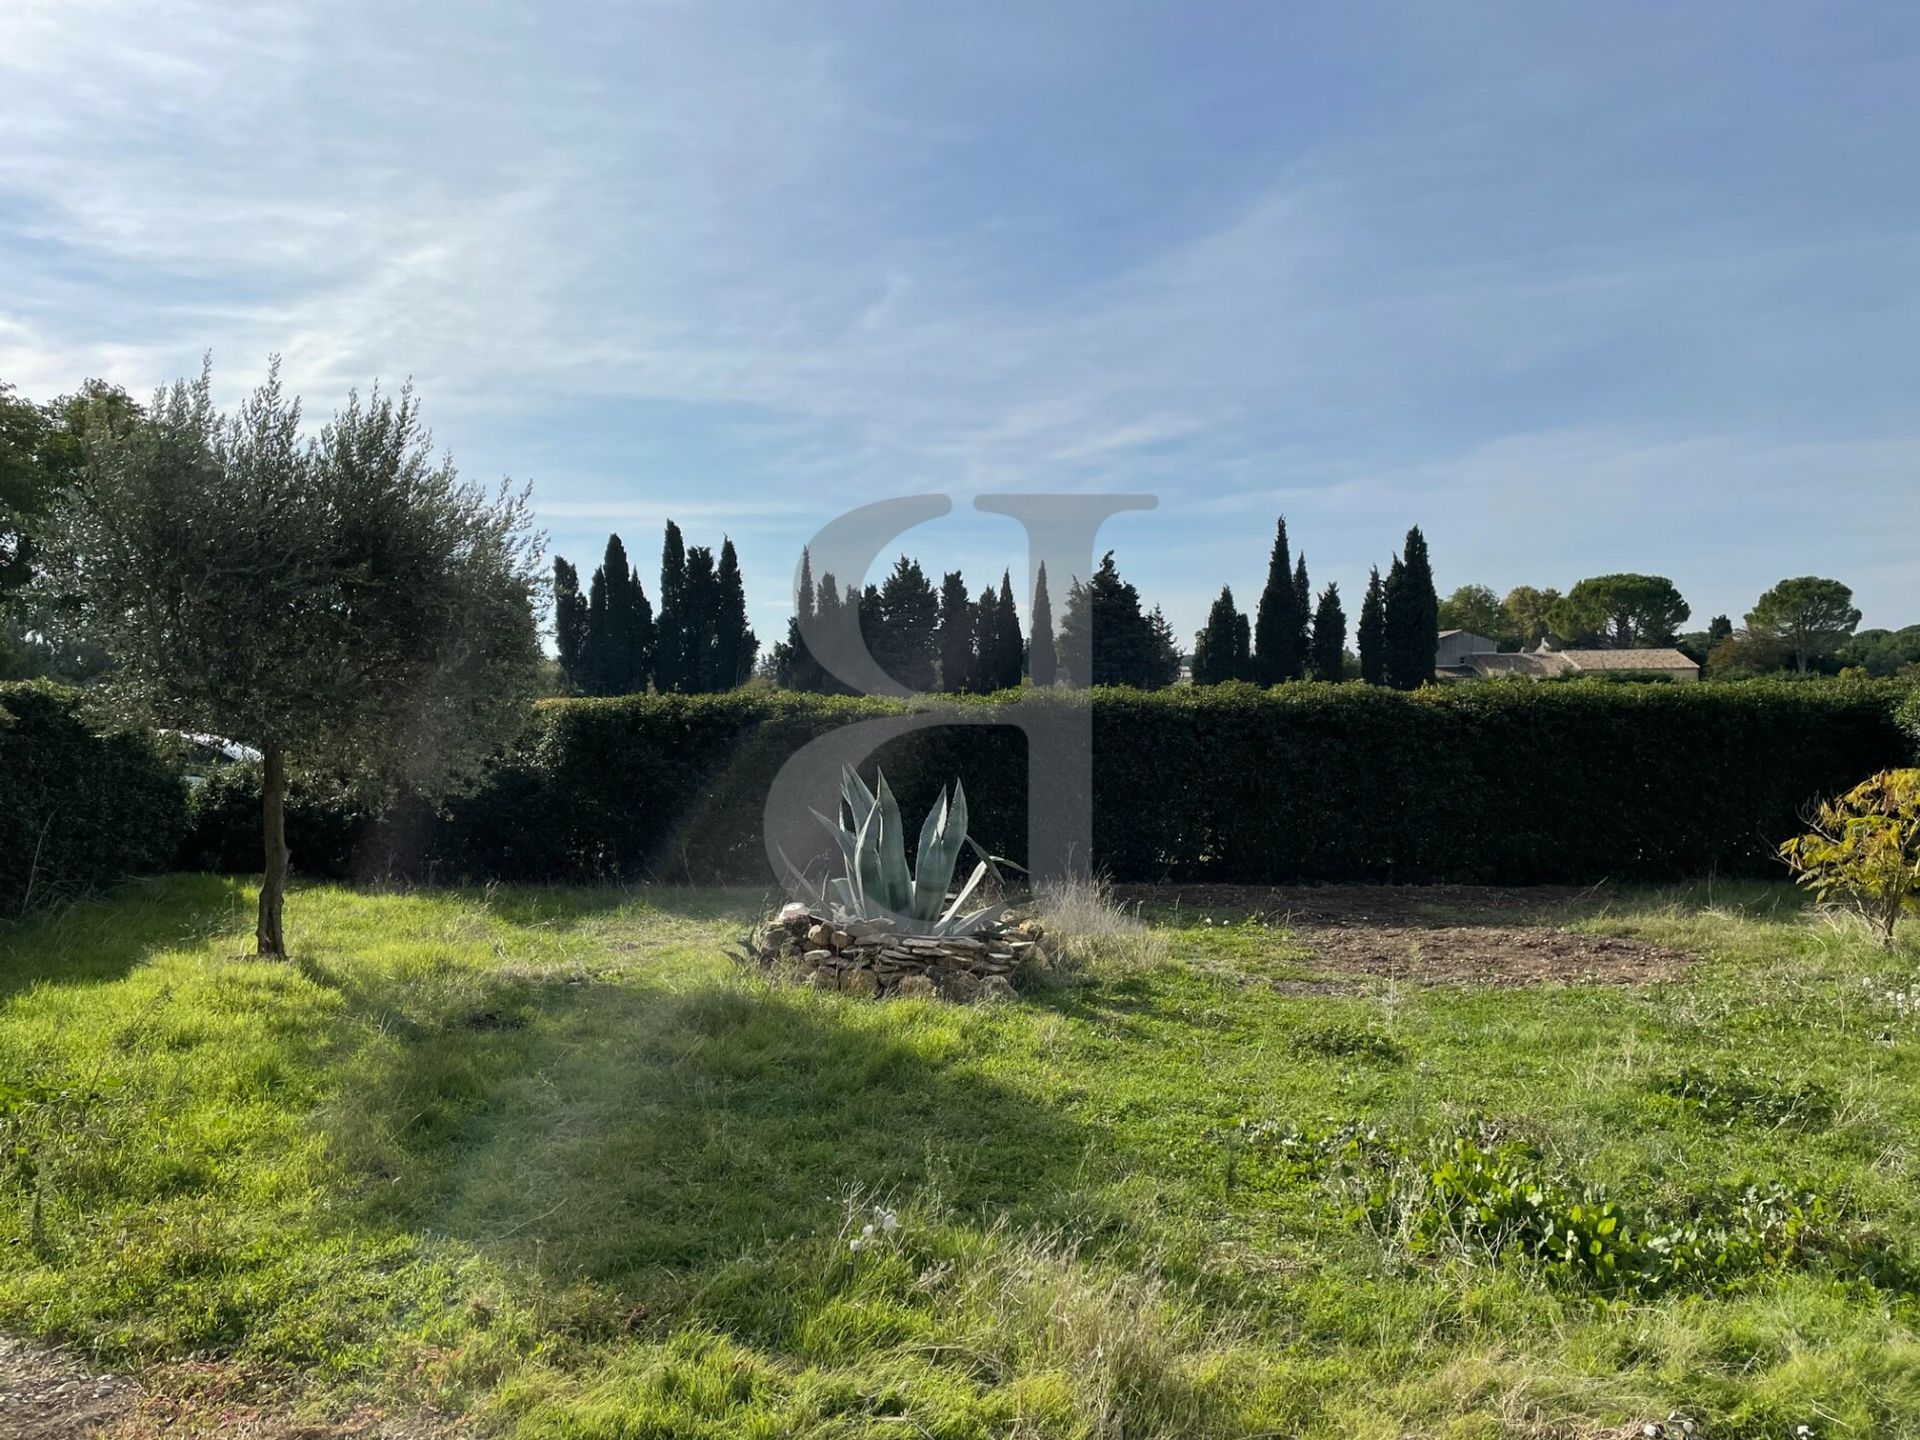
top-left (802, 767), bottom-right (1005, 936)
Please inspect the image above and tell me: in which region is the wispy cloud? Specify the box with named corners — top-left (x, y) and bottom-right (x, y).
top-left (2, 0), bottom-right (1915, 631)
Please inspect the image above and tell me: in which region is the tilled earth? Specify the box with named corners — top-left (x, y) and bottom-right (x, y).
top-left (1116, 882), bottom-right (1694, 990)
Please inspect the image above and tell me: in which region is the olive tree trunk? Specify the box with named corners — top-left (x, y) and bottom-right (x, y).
top-left (256, 743), bottom-right (290, 958)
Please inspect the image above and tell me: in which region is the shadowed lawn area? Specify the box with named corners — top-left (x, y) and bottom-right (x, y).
top-left (3, 875), bottom-right (1919, 1437)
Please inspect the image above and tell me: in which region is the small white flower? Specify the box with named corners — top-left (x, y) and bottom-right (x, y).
top-left (876, 1208), bottom-right (899, 1233)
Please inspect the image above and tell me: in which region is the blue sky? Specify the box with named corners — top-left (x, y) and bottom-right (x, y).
top-left (2, 1), bottom-right (1915, 641)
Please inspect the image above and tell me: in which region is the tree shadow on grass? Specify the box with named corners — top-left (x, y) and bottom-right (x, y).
top-left (0, 873), bottom-right (250, 997)
top-left (316, 965), bottom-right (1094, 1342)
top-left (458, 882), bottom-right (776, 933)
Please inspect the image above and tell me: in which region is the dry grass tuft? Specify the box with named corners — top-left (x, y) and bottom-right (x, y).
top-left (1033, 872), bottom-right (1172, 976)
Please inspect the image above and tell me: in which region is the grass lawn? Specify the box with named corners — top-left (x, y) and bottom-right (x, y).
top-left (3, 876), bottom-right (1919, 1438)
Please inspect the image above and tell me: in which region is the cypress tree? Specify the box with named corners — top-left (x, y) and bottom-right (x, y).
top-left (1311, 581), bottom-right (1346, 681)
top-left (1381, 555), bottom-right (1409, 687)
top-left (1028, 562), bottom-right (1057, 687)
top-left (656, 521), bottom-right (688, 692)
top-left (937, 569), bottom-right (974, 692)
top-left (1252, 517), bottom-right (1299, 683)
top-left (1358, 566), bottom-right (1385, 684)
top-left (811, 571), bottom-right (849, 695)
top-left (1232, 611), bottom-right (1251, 676)
top-left (582, 563), bottom-right (610, 694)
top-left (1383, 525), bottom-right (1437, 690)
top-left (602, 541), bottom-right (641, 698)
top-left (991, 571), bottom-right (1023, 690)
top-left (774, 547), bottom-right (820, 691)
top-left (553, 556), bottom-right (587, 691)
top-left (627, 560), bottom-right (656, 692)
top-left (711, 537), bottom-right (756, 689)
top-left (1292, 553), bottom-right (1311, 667)
top-left (682, 544), bottom-right (720, 691)
top-left (859, 580), bottom-right (883, 676)
top-left (973, 583), bottom-right (1001, 689)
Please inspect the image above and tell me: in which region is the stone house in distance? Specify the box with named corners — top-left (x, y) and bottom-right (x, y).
top-left (1435, 630), bottom-right (1700, 682)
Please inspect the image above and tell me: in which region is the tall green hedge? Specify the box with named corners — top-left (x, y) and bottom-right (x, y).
top-left (409, 679), bottom-right (1910, 886)
top-left (0, 681), bottom-right (187, 912)
top-left (153, 679), bottom-right (1918, 888)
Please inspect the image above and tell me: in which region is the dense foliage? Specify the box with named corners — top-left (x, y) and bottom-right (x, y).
top-left (311, 678), bottom-right (1918, 886)
top-left (1780, 768), bottom-right (1920, 945)
top-left (0, 680), bottom-right (185, 911)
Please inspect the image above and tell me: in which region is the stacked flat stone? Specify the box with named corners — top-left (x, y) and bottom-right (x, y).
top-left (749, 901), bottom-right (1042, 1001)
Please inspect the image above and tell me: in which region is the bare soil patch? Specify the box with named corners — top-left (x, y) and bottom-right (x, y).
top-left (1, 1336), bottom-right (137, 1440)
top-left (1117, 883), bottom-right (1693, 989)
top-left (0, 1337), bottom-right (451, 1439)
top-left (1296, 923), bottom-right (1689, 989)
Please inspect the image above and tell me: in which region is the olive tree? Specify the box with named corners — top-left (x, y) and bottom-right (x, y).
top-left (45, 362), bottom-right (542, 956)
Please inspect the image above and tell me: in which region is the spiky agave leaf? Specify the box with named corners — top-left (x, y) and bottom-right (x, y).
top-left (852, 799), bottom-right (884, 916)
top-left (872, 772), bottom-right (913, 915)
top-left (792, 767), bottom-right (1011, 939)
top-left (910, 785), bottom-right (949, 923)
top-left (933, 858), bottom-right (991, 934)
top-left (841, 765), bottom-right (878, 835)
top-left (813, 807), bottom-right (861, 881)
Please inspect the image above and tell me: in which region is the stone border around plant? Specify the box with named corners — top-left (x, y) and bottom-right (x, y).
top-left (740, 902), bottom-right (1045, 1001)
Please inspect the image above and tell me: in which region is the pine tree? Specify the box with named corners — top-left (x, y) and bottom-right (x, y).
top-left (1192, 585), bottom-right (1246, 685)
top-left (553, 556), bottom-right (587, 691)
top-left (1382, 525), bottom-right (1437, 690)
top-left (1056, 552), bottom-right (1179, 689)
top-left (1144, 606), bottom-right (1181, 689)
top-left (871, 556), bottom-right (939, 691)
top-left (937, 569), bottom-right (974, 692)
top-left (1252, 517), bottom-right (1300, 683)
top-left (1311, 582), bottom-right (1346, 681)
top-left (1358, 566), bottom-right (1385, 684)
top-left (711, 537), bottom-right (756, 689)
top-left (1029, 562), bottom-right (1057, 687)
top-left (655, 521), bottom-right (688, 692)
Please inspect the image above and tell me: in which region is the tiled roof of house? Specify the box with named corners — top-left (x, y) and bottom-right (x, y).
top-left (1466, 652), bottom-right (1564, 677)
top-left (1556, 648), bottom-right (1699, 671)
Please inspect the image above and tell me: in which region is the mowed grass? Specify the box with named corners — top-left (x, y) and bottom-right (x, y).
top-left (3, 877), bottom-right (1920, 1437)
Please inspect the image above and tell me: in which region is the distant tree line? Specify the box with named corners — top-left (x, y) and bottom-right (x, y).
top-left (551, 524), bottom-right (757, 695)
top-left (5, 374), bottom-right (1910, 698)
top-left (1191, 520), bottom-right (1437, 691)
top-left (1430, 570), bottom-right (1910, 679)
top-left (769, 552), bottom-right (1074, 693)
